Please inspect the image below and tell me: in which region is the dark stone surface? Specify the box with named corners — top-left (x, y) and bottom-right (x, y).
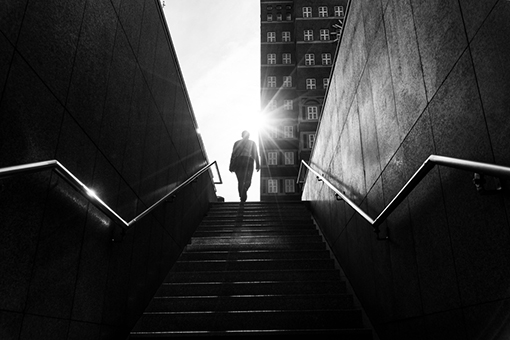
top-left (464, 298), bottom-right (510, 340)
top-left (118, 0), bottom-right (145, 53)
top-left (403, 111), bottom-right (461, 314)
top-left (19, 315), bottom-right (69, 339)
top-left (428, 50), bottom-right (491, 162)
top-left (71, 205), bottom-right (112, 324)
top-left (367, 25), bottom-right (400, 170)
top-left (16, 0), bottom-right (86, 103)
top-left (24, 177), bottom-right (87, 319)
top-left (0, 173), bottom-right (49, 312)
top-left (99, 23), bottom-right (137, 172)
top-left (0, 310), bottom-right (23, 340)
top-left (470, 1), bottom-right (510, 166)
top-left (384, 0), bottom-right (427, 134)
top-left (0, 52), bottom-right (64, 167)
top-left (0, 0), bottom-right (29, 45)
top-left (0, 33), bottom-right (13, 97)
top-left (66, 0), bottom-right (117, 143)
top-left (67, 321), bottom-right (101, 340)
top-left (411, 0), bottom-right (467, 100)
top-left (458, 0), bottom-right (499, 41)
top-left (340, 99), bottom-right (366, 205)
top-left (358, 67), bottom-right (381, 191)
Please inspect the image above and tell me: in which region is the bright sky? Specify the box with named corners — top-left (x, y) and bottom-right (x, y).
top-left (163, 0), bottom-right (261, 202)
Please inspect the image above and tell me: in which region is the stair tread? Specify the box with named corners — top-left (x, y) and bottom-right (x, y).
top-left (130, 202), bottom-right (370, 339)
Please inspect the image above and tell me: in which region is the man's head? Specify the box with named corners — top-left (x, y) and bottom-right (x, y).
top-left (242, 130), bottom-right (250, 139)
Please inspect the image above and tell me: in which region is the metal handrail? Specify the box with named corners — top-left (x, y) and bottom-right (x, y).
top-left (0, 160), bottom-right (222, 229)
top-left (298, 155), bottom-right (510, 240)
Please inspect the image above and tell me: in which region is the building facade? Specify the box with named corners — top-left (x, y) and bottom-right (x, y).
top-left (259, 0), bottom-right (347, 201)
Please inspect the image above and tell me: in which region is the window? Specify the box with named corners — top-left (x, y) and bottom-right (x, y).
top-left (283, 76), bottom-right (292, 87)
top-left (282, 31), bottom-right (291, 42)
top-left (323, 78), bottom-right (330, 89)
top-left (284, 179), bottom-right (295, 193)
top-left (305, 53), bottom-right (315, 66)
top-left (334, 6), bottom-right (344, 17)
top-left (267, 32), bottom-right (276, 42)
top-left (282, 53), bottom-right (292, 64)
top-left (267, 152), bottom-right (278, 165)
top-left (319, 6), bottom-right (328, 17)
top-left (284, 100), bottom-right (293, 110)
top-left (286, 13), bottom-right (292, 21)
top-left (268, 99), bottom-right (277, 110)
top-left (306, 78), bottom-right (316, 89)
top-left (267, 53), bottom-right (276, 64)
top-left (320, 29), bottom-right (330, 41)
top-left (308, 134), bottom-right (316, 148)
top-left (284, 152), bottom-right (294, 165)
top-left (307, 106), bottom-right (318, 120)
top-left (321, 53), bottom-right (332, 65)
top-left (267, 14), bottom-right (273, 21)
top-left (268, 179), bottom-right (278, 193)
top-left (277, 13), bottom-right (282, 21)
top-left (303, 7), bottom-right (312, 18)
top-left (304, 30), bottom-right (313, 41)
top-left (267, 76), bottom-right (277, 88)
top-left (284, 126), bottom-right (293, 138)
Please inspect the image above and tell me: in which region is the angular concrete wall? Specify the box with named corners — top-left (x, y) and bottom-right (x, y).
top-left (0, 0), bottom-right (217, 338)
top-left (303, 0), bottom-right (510, 338)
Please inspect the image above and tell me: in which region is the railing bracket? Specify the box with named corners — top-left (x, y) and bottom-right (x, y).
top-left (335, 193), bottom-right (343, 201)
top-left (473, 173), bottom-right (503, 194)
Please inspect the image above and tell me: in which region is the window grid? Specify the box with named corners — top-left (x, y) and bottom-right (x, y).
top-left (308, 134), bottom-right (316, 149)
top-left (304, 30), bottom-right (314, 41)
top-left (321, 53), bottom-right (332, 65)
top-left (282, 53), bottom-right (292, 64)
top-left (282, 31), bottom-right (291, 42)
top-left (277, 13), bottom-right (282, 21)
top-left (267, 32), bottom-right (276, 43)
top-left (268, 179), bottom-right (278, 193)
top-left (267, 14), bottom-right (273, 21)
top-left (284, 126), bottom-right (293, 138)
top-left (305, 54), bottom-right (315, 66)
top-left (267, 53), bottom-right (276, 65)
top-left (267, 76), bottom-right (277, 88)
top-left (284, 179), bottom-right (295, 193)
top-left (319, 6), bottom-right (328, 17)
top-left (286, 13), bottom-right (292, 20)
top-left (323, 78), bottom-right (329, 89)
top-left (307, 106), bottom-right (318, 120)
top-left (267, 152), bottom-right (278, 165)
top-left (334, 6), bottom-right (344, 17)
top-left (306, 78), bottom-right (316, 89)
top-left (303, 7), bottom-right (312, 18)
top-left (268, 99), bottom-right (277, 110)
top-left (284, 152), bottom-right (294, 165)
top-left (320, 29), bottom-right (330, 41)
top-left (283, 76), bottom-right (292, 87)
top-left (284, 100), bottom-right (293, 110)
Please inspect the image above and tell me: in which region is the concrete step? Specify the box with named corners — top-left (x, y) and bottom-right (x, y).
top-left (178, 249), bottom-right (331, 261)
top-left (132, 309), bottom-right (365, 332)
top-left (146, 294), bottom-right (354, 312)
top-left (129, 202), bottom-right (371, 339)
top-left (155, 280), bottom-right (347, 297)
top-left (165, 269), bottom-right (343, 284)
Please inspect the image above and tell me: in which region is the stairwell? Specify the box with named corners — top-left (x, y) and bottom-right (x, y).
top-left (129, 202), bottom-right (372, 339)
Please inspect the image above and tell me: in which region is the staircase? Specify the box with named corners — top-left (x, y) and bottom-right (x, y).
top-left (129, 202), bottom-right (372, 339)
